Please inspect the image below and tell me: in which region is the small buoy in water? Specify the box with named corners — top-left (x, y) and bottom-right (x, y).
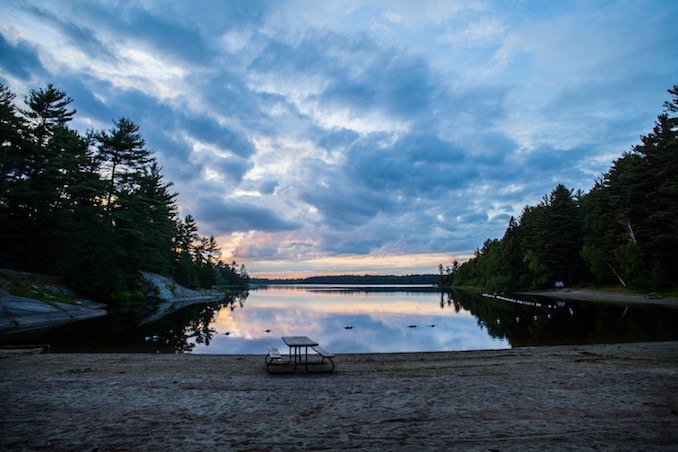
top-left (429, 324), bottom-right (436, 327)
top-left (224, 332), bottom-right (230, 336)
top-left (265, 329), bottom-right (271, 333)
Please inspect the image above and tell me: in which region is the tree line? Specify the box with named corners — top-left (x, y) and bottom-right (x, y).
top-left (443, 85), bottom-right (678, 293)
top-left (0, 83), bottom-right (249, 306)
top-left (253, 274), bottom-right (438, 285)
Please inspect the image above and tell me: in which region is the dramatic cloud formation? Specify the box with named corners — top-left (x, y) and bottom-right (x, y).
top-left (2, 0), bottom-right (676, 277)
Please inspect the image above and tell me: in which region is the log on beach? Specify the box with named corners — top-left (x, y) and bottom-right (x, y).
top-left (1, 342), bottom-right (677, 450)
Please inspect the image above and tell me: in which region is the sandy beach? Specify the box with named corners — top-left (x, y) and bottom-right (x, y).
top-left (522, 288), bottom-right (678, 308)
top-left (1, 341), bottom-right (677, 451)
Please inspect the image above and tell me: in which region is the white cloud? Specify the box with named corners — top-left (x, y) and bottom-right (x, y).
top-left (441, 16), bottom-right (505, 47)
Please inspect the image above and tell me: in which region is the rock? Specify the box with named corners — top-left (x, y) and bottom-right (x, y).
top-left (137, 272), bottom-right (225, 324)
top-left (0, 269), bottom-right (107, 337)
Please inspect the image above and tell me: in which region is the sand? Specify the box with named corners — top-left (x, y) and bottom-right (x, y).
top-left (1, 341), bottom-right (677, 451)
top-left (522, 288), bottom-right (678, 308)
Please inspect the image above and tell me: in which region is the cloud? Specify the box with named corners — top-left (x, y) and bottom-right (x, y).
top-left (2, 0), bottom-right (677, 276)
top-left (22, 3), bottom-right (116, 62)
top-left (0, 32), bottom-right (44, 80)
top-left (181, 115), bottom-right (254, 159)
top-left (193, 196), bottom-right (301, 235)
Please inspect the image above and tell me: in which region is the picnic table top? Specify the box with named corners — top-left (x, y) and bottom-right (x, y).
top-left (282, 336), bottom-right (318, 347)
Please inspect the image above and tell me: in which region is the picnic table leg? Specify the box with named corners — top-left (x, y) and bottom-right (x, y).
top-left (306, 356), bottom-right (334, 373)
top-left (265, 349), bottom-right (295, 374)
top-left (290, 345), bottom-right (299, 371)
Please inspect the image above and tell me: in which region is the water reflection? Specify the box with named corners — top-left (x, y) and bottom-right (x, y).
top-left (189, 286), bottom-right (508, 354)
top-left (158, 291), bottom-right (250, 353)
top-left (448, 291), bottom-right (678, 346)
top-left (5, 286), bottom-right (678, 354)
top-left (0, 292), bottom-right (249, 353)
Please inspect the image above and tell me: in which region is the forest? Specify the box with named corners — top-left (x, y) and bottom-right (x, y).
top-left (443, 85), bottom-right (678, 293)
top-left (0, 83), bottom-right (249, 306)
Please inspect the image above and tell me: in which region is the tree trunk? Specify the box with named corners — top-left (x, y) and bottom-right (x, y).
top-left (604, 259), bottom-right (627, 287)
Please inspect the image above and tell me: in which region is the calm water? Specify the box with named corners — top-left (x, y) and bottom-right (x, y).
top-left (189, 285), bottom-right (509, 354)
top-left (5, 285), bottom-right (678, 354)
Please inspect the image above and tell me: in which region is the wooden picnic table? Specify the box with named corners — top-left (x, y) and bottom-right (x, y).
top-left (265, 336), bottom-right (335, 373)
top-left (283, 336), bottom-right (318, 368)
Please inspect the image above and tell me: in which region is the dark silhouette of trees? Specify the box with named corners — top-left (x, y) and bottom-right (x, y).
top-left (581, 85), bottom-right (678, 290)
top-left (452, 84), bottom-right (678, 292)
top-left (0, 83), bottom-right (248, 305)
top-left (96, 117), bottom-right (152, 207)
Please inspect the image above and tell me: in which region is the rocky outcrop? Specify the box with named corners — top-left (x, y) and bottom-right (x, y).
top-left (0, 269), bottom-right (107, 338)
top-left (137, 272), bottom-right (225, 324)
top-left (0, 269), bottom-right (226, 338)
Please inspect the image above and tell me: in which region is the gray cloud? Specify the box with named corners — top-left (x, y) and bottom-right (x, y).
top-left (0, 33), bottom-right (45, 80)
top-left (2, 0), bottom-right (677, 275)
top-left (193, 196), bottom-right (301, 235)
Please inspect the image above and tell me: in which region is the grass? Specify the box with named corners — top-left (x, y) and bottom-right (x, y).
top-left (9, 282), bottom-right (79, 306)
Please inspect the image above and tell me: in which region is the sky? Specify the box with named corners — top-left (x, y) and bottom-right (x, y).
top-left (1, 1), bottom-right (677, 278)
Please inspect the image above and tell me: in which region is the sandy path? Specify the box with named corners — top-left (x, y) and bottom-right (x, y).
top-left (1, 342), bottom-right (677, 451)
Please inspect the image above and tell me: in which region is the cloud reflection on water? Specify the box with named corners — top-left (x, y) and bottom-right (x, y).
top-left (189, 286), bottom-right (509, 354)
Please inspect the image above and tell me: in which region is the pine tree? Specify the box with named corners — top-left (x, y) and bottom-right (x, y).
top-left (3, 84), bottom-right (79, 271)
top-left (22, 83), bottom-right (76, 143)
top-left (582, 85), bottom-right (678, 289)
top-left (96, 118), bottom-right (152, 207)
top-left (0, 84), bottom-right (29, 268)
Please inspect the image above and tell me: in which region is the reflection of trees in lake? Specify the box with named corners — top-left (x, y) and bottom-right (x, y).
top-left (439, 291), bottom-right (460, 312)
top-left (229, 291), bottom-right (248, 311)
top-left (253, 285), bottom-right (437, 296)
top-left (147, 290), bottom-right (249, 353)
top-left (441, 290), bottom-right (678, 347)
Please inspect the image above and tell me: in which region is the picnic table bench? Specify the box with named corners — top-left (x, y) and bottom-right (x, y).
top-left (311, 345), bottom-right (335, 372)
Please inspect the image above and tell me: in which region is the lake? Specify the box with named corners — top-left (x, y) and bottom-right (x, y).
top-left (6, 285), bottom-right (678, 354)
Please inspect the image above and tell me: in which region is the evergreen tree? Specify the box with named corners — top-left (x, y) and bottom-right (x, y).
top-left (22, 83), bottom-right (76, 143)
top-left (174, 215), bottom-right (201, 288)
top-left (96, 118), bottom-right (152, 207)
top-left (519, 185), bottom-right (585, 287)
top-left (453, 84), bottom-right (677, 292)
top-left (2, 84), bottom-right (79, 271)
top-left (498, 216), bottom-right (530, 290)
top-left (0, 83), bottom-right (249, 303)
top-left (583, 85), bottom-right (678, 289)
top-left (0, 85), bottom-right (29, 268)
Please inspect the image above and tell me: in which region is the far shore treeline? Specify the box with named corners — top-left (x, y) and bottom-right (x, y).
top-left (443, 85), bottom-right (678, 293)
top-left (252, 274), bottom-right (438, 285)
top-left (0, 84), bottom-right (249, 306)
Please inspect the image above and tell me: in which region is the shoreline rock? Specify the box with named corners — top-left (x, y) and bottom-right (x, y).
top-left (0, 269), bottom-right (107, 338)
top-left (0, 269), bottom-right (227, 338)
top-left (137, 271), bottom-right (225, 324)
